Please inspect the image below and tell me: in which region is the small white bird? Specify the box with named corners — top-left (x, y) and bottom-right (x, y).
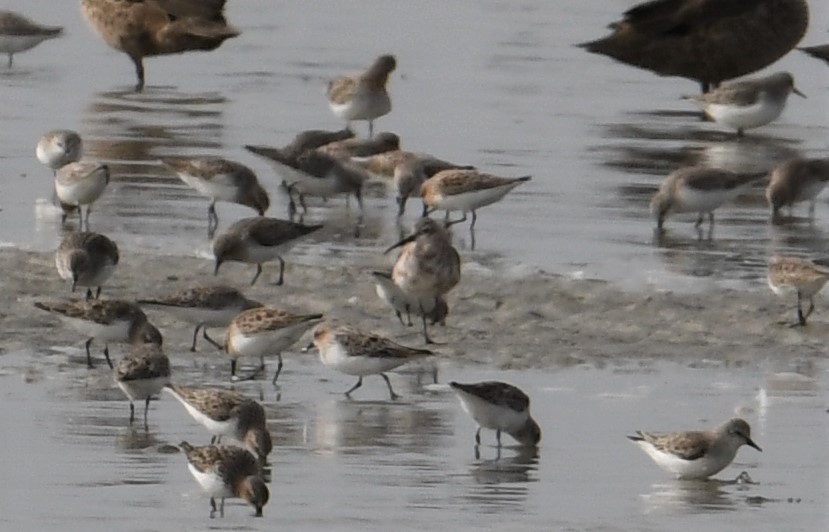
top-left (114, 343), bottom-right (171, 426)
top-left (628, 418), bottom-right (762, 479)
top-left (449, 381), bottom-right (541, 448)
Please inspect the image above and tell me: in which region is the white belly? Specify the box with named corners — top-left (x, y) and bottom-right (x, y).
top-left (178, 397), bottom-right (239, 439)
top-left (0, 35), bottom-right (51, 54)
top-left (179, 173), bottom-right (238, 203)
top-left (55, 173), bottom-right (107, 206)
top-left (188, 465), bottom-right (232, 498)
top-left (454, 391), bottom-right (528, 433)
top-left (706, 99), bottom-right (785, 131)
top-left (62, 316), bottom-right (130, 342)
top-left (319, 344), bottom-right (408, 376)
top-left (429, 184), bottom-right (517, 213)
top-left (638, 442), bottom-right (735, 479)
top-left (116, 376), bottom-right (169, 401)
top-left (291, 172), bottom-right (344, 198)
top-left (673, 186), bottom-right (741, 214)
top-left (329, 91), bottom-right (391, 121)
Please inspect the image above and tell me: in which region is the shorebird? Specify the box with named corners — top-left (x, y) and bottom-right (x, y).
top-left (36, 130), bottom-right (82, 172)
top-left (421, 169), bottom-right (530, 247)
top-left (212, 216), bottom-right (323, 286)
top-left (80, 0), bottom-right (239, 91)
top-left (765, 158), bottom-right (829, 220)
top-left (650, 166), bottom-right (767, 231)
top-left (307, 322), bottom-right (433, 400)
top-left (449, 381), bottom-right (541, 449)
top-left (327, 54), bottom-right (396, 137)
top-left (386, 218), bottom-right (461, 344)
top-left (54, 161), bottom-right (110, 230)
top-left (55, 231), bottom-right (119, 299)
top-left (162, 157), bottom-right (270, 237)
top-left (245, 146), bottom-right (369, 221)
top-left (388, 155), bottom-right (475, 217)
top-left (628, 418), bottom-right (762, 479)
top-left (34, 298), bottom-right (162, 369)
top-left (767, 256), bottom-right (829, 327)
top-left (316, 131), bottom-right (400, 160)
top-left (179, 442), bottom-right (269, 518)
top-left (371, 271), bottom-right (448, 328)
top-left (164, 384), bottom-right (272, 464)
top-left (579, 0), bottom-right (809, 93)
top-left (684, 72), bottom-right (805, 136)
top-left (799, 44), bottom-right (829, 65)
top-left (114, 342), bottom-right (170, 426)
top-left (224, 307), bottom-right (323, 384)
top-left (0, 10), bottom-right (62, 67)
top-left (284, 127), bottom-right (356, 153)
top-left (138, 286), bottom-right (261, 351)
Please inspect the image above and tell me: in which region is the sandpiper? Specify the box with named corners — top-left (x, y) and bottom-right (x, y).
top-left (164, 384), bottom-right (272, 464)
top-left (55, 231), bottom-right (119, 299)
top-left (286, 127), bottom-right (355, 153)
top-left (245, 146), bottom-right (369, 220)
top-left (765, 158), bottom-right (829, 220)
top-left (580, 0), bottom-right (809, 93)
top-left (80, 0), bottom-right (239, 91)
top-left (54, 161), bottom-right (110, 230)
top-left (650, 166), bottom-right (767, 231)
top-left (327, 54), bottom-right (396, 137)
top-left (114, 342), bottom-right (170, 426)
top-left (628, 418), bottom-right (761, 479)
top-left (799, 44), bottom-right (829, 65)
top-left (421, 169), bottom-right (530, 244)
top-left (138, 286), bottom-right (261, 351)
top-left (162, 157), bottom-right (269, 236)
top-left (212, 216), bottom-right (323, 286)
top-left (36, 130), bottom-right (82, 172)
top-left (386, 218), bottom-right (461, 344)
top-left (684, 71), bottom-right (805, 136)
top-left (372, 271), bottom-right (448, 328)
top-left (449, 381), bottom-right (541, 448)
top-left (0, 10), bottom-right (62, 67)
top-left (34, 298), bottom-right (162, 369)
top-left (316, 131), bottom-right (400, 160)
top-left (225, 307), bottom-right (323, 384)
top-left (767, 255), bottom-right (829, 327)
top-left (179, 442), bottom-right (269, 518)
top-left (390, 155), bottom-right (475, 217)
top-left (308, 322), bottom-right (433, 400)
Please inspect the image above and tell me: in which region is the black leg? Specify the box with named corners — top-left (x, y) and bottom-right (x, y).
top-left (103, 345), bottom-right (113, 370)
top-left (231, 359), bottom-right (237, 379)
top-left (396, 195), bottom-right (407, 217)
top-left (368, 120), bottom-right (374, 138)
top-left (469, 212), bottom-right (476, 251)
top-left (203, 328), bottom-right (222, 350)
top-left (210, 435), bottom-right (217, 444)
top-left (210, 497), bottom-right (217, 519)
top-left (95, 286), bottom-right (102, 299)
top-left (796, 291), bottom-right (807, 327)
top-left (219, 497), bottom-right (225, 518)
top-left (129, 402), bottom-right (135, 424)
top-left (379, 373), bottom-right (399, 400)
top-left (395, 310), bottom-right (406, 327)
top-left (143, 397), bottom-right (151, 429)
top-left (132, 56), bottom-right (145, 92)
top-left (475, 427), bottom-right (481, 446)
top-left (694, 214), bottom-right (704, 228)
top-left (190, 324), bottom-right (203, 352)
top-left (85, 338), bottom-right (95, 368)
top-left (496, 430), bottom-right (502, 447)
top-left (271, 353), bottom-right (283, 385)
top-left (805, 297), bottom-right (816, 320)
top-left (276, 256), bottom-right (285, 286)
top-left (345, 377), bottom-right (363, 398)
top-left (251, 264), bottom-right (263, 286)
top-left (299, 192), bottom-right (308, 215)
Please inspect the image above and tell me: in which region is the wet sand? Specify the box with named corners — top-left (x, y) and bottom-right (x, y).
top-left (5, 245), bottom-right (825, 370)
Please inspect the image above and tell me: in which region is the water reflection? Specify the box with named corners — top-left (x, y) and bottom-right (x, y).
top-left (640, 479), bottom-right (738, 513)
top-left (310, 398), bottom-right (451, 454)
top-left (462, 446), bottom-right (539, 513)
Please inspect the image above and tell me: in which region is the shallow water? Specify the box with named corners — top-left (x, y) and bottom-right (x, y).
top-left (1, 1), bottom-right (829, 289)
top-left (1, 1), bottom-right (829, 530)
top-left (2, 348), bottom-right (826, 531)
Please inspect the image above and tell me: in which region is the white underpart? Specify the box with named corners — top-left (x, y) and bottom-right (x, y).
top-left (188, 464), bottom-right (232, 499)
top-left (793, 180), bottom-right (828, 205)
top-left (230, 321), bottom-right (318, 359)
top-left (239, 241), bottom-right (292, 265)
top-left (705, 96), bottom-right (786, 132)
top-left (374, 276), bottom-right (439, 318)
top-left (177, 171), bottom-right (239, 203)
top-left (165, 390), bottom-right (238, 439)
top-left (767, 275), bottom-right (826, 299)
top-left (453, 389), bottom-right (529, 434)
top-left (55, 167), bottom-right (108, 206)
top-left (329, 87), bottom-right (390, 121)
top-left (0, 35), bottom-right (53, 54)
top-left (116, 376), bottom-right (169, 402)
top-left (318, 342), bottom-right (410, 376)
top-left (673, 185), bottom-right (743, 214)
top-left (431, 182), bottom-right (523, 213)
top-left (634, 440), bottom-right (741, 480)
top-left (60, 316), bottom-right (131, 342)
top-left (291, 170), bottom-right (344, 198)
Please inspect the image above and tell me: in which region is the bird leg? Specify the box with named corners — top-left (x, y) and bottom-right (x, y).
top-left (250, 263), bottom-right (263, 286)
top-left (190, 324), bottom-right (203, 352)
top-left (475, 427), bottom-right (482, 446)
top-left (345, 376), bottom-right (363, 398)
top-left (792, 291), bottom-right (808, 327)
top-left (368, 120), bottom-right (374, 138)
top-left (271, 353), bottom-right (283, 385)
top-left (209, 497), bottom-right (217, 519)
top-left (144, 397), bottom-right (151, 429)
top-left (103, 345), bottom-right (113, 370)
top-left (129, 402), bottom-right (135, 424)
top-left (496, 429), bottom-right (502, 448)
top-left (95, 286), bottom-right (102, 299)
top-left (131, 55), bottom-right (145, 92)
top-left (202, 328), bottom-right (222, 350)
top-left (276, 256), bottom-right (285, 286)
top-left (85, 338), bottom-right (95, 369)
top-left (379, 373), bottom-right (399, 400)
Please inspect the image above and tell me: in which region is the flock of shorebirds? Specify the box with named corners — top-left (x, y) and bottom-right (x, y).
top-left (2, 0), bottom-right (828, 520)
